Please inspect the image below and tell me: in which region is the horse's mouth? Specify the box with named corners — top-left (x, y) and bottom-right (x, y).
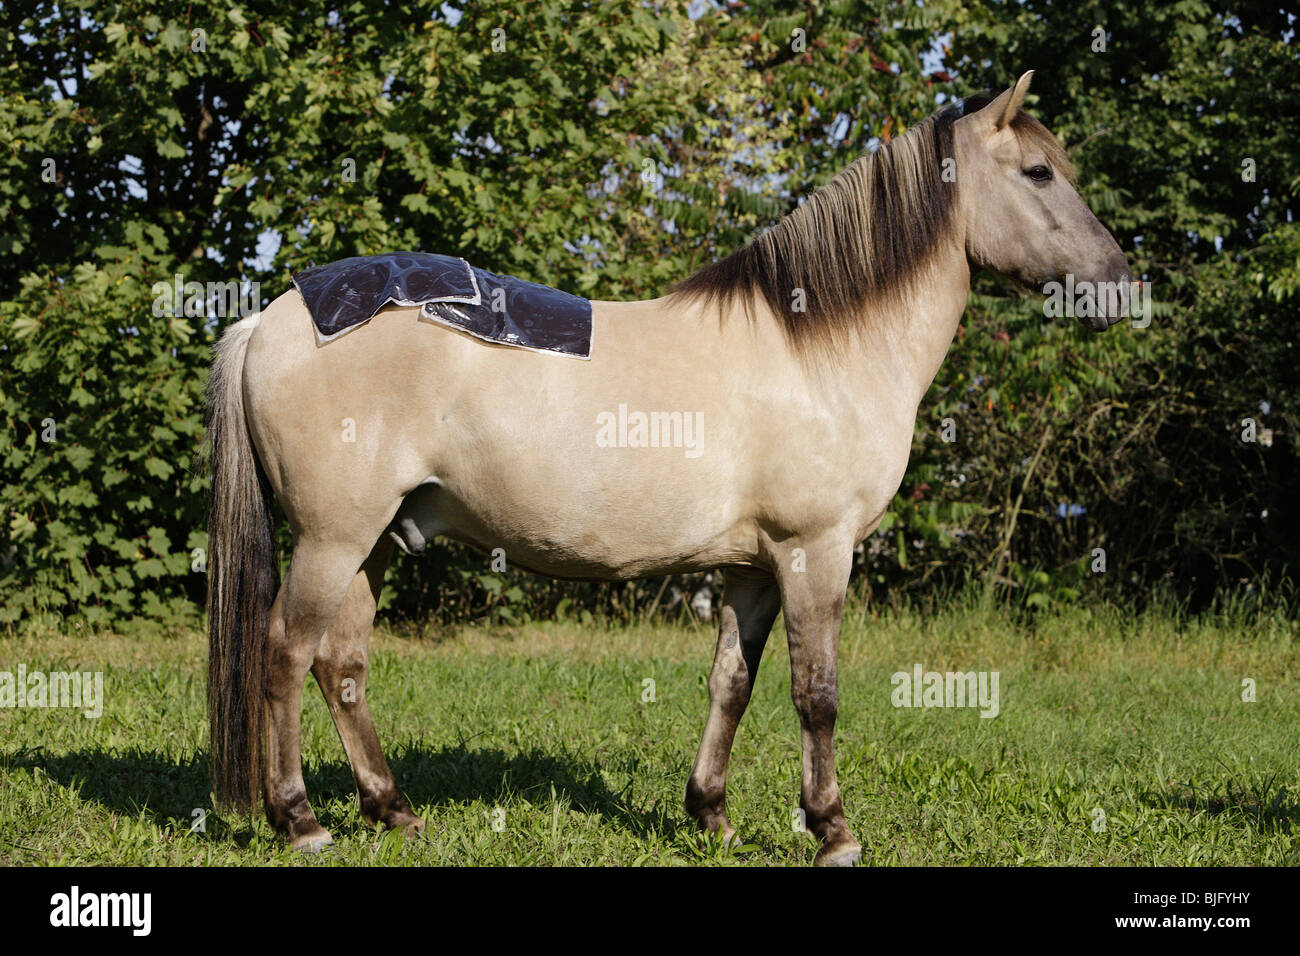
top-left (1080, 273), bottom-right (1134, 332)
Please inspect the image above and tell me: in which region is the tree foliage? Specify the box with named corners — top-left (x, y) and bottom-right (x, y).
top-left (1, 0), bottom-right (1296, 623)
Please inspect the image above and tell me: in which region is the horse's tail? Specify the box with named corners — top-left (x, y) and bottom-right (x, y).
top-left (205, 315), bottom-right (277, 811)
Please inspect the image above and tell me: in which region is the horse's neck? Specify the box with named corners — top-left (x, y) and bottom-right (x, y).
top-left (846, 236), bottom-right (972, 414)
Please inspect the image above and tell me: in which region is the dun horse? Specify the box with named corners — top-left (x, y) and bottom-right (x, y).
top-left (207, 72), bottom-right (1129, 864)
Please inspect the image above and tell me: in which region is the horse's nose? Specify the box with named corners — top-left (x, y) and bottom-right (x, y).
top-left (1109, 270), bottom-right (1132, 327)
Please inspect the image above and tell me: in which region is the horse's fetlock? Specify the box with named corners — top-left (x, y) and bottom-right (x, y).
top-left (684, 779), bottom-right (726, 821)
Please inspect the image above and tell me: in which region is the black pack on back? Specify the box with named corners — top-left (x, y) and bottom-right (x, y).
top-left (291, 252), bottom-right (592, 358)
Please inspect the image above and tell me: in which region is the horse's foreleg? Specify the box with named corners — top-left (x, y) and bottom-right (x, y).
top-left (311, 537), bottom-right (423, 834)
top-left (684, 567), bottom-right (780, 845)
top-left (264, 538), bottom-right (365, 851)
top-left (776, 540), bottom-right (861, 866)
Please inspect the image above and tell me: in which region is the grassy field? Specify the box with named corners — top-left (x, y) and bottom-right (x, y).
top-left (1, 598), bottom-right (1297, 866)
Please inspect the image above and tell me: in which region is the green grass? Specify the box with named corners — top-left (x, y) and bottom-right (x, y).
top-left (1, 598), bottom-right (1297, 866)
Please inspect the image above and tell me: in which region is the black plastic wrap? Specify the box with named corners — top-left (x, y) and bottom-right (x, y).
top-left (291, 252), bottom-right (592, 357)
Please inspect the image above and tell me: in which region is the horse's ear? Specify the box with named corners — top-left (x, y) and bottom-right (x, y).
top-left (981, 70), bottom-right (1034, 131)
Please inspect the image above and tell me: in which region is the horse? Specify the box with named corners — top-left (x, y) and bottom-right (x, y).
top-left (206, 71), bottom-right (1130, 865)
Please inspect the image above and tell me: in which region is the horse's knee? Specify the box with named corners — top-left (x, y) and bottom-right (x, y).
top-left (791, 676), bottom-right (838, 732)
top-left (313, 644), bottom-right (368, 704)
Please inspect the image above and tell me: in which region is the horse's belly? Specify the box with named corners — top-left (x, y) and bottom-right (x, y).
top-left (389, 460), bottom-right (754, 580)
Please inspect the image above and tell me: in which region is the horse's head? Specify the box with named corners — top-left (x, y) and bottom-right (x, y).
top-left (956, 71), bottom-right (1130, 331)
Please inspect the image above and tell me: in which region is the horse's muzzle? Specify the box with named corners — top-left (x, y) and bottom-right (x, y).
top-left (1080, 268), bottom-right (1133, 332)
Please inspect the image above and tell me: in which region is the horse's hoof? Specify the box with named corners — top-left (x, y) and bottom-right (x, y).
top-left (814, 840), bottom-right (862, 867)
top-left (292, 829), bottom-right (335, 853)
top-left (392, 814), bottom-right (426, 838)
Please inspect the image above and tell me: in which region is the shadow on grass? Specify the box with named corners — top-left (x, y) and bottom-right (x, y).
top-left (2, 743), bottom-right (686, 846)
top-left (1139, 780), bottom-right (1300, 832)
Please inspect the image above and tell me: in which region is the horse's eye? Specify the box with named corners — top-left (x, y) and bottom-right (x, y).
top-left (1025, 164), bottom-right (1052, 182)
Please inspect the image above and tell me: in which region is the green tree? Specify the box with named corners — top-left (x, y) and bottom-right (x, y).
top-left (0, 0), bottom-right (795, 622)
top-left (2, 0), bottom-right (1296, 624)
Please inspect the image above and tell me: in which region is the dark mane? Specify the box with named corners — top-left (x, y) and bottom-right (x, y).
top-left (669, 96), bottom-right (1075, 356)
top-left (668, 104), bottom-right (963, 355)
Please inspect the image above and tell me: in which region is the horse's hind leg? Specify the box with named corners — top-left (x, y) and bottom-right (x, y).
top-left (684, 567), bottom-right (781, 844)
top-left (311, 536), bottom-right (423, 834)
top-left (264, 536), bottom-right (370, 851)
